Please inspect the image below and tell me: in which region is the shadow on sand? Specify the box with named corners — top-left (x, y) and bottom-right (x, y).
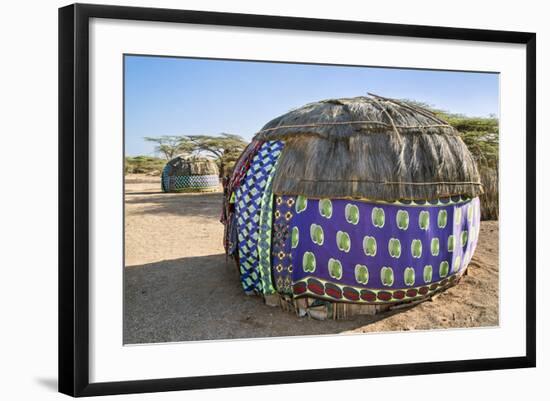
top-left (124, 253), bottom-right (413, 344)
top-left (124, 192), bottom-right (223, 219)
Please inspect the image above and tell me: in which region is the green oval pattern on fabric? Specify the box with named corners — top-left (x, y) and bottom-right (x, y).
top-left (296, 195), bottom-right (308, 213)
top-left (336, 231), bottom-right (351, 253)
top-left (291, 226), bottom-right (299, 248)
top-left (448, 235), bottom-right (455, 252)
top-left (381, 266), bottom-right (394, 286)
top-left (302, 251), bottom-right (316, 273)
top-left (396, 210), bottom-right (409, 230)
top-left (467, 204), bottom-right (474, 223)
top-left (345, 204), bottom-right (360, 225)
top-left (328, 258), bottom-right (343, 280)
top-left (363, 236), bottom-right (377, 256)
top-left (439, 260), bottom-right (449, 277)
top-left (388, 238), bottom-right (401, 258)
top-left (423, 265), bottom-right (433, 283)
top-left (419, 211), bottom-right (430, 231)
top-left (411, 239), bottom-right (422, 258)
top-left (354, 264), bottom-right (369, 285)
top-left (454, 207), bottom-right (462, 225)
top-left (461, 230), bottom-right (468, 247)
top-left (404, 267), bottom-right (415, 286)
top-left (431, 238), bottom-right (440, 256)
top-left (319, 198), bottom-right (333, 219)
top-left (372, 207), bottom-right (385, 228)
top-left (438, 210), bottom-right (448, 228)
top-left (453, 255), bottom-right (462, 272)
top-left (309, 224), bottom-right (324, 245)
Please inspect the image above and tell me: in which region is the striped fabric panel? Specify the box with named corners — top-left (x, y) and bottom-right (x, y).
top-left (257, 156), bottom-right (280, 295)
top-left (234, 141), bottom-right (284, 293)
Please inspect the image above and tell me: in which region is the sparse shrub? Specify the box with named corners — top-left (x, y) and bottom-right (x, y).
top-left (125, 156), bottom-right (165, 175)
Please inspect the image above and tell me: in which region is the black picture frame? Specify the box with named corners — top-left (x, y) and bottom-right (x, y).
top-left (58, 3), bottom-right (536, 397)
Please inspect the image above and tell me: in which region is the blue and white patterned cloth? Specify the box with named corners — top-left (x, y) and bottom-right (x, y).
top-left (234, 140), bottom-right (284, 293)
top-left (161, 172), bottom-right (219, 192)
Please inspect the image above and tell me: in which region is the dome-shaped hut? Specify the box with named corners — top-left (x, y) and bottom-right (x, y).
top-left (221, 94), bottom-right (482, 319)
top-left (161, 156), bottom-right (219, 193)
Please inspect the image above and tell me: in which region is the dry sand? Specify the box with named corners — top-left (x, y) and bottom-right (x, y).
top-left (124, 174), bottom-right (499, 344)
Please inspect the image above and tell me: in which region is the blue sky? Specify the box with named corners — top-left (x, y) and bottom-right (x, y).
top-left (124, 55), bottom-right (499, 156)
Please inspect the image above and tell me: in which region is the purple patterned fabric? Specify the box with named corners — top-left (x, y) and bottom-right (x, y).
top-left (288, 196), bottom-right (480, 291)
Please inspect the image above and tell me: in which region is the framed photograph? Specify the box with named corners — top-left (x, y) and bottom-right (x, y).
top-left (58, 3), bottom-right (536, 397)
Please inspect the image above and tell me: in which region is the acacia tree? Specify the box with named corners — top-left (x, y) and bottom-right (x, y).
top-left (400, 99), bottom-right (499, 168)
top-left (443, 115), bottom-right (499, 168)
top-left (144, 135), bottom-right (195, 160)
top-left (401, 99), bottom-right (499, 220)
top-left (186, 133), bottom-right (248, 176)
top-left (144, 133), bottom-right (248, 176)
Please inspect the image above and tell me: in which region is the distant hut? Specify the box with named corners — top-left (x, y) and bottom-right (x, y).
top-left (161, 156), bottom-right (219, 192)
top-left (222, 94), bottom-right (482, 319)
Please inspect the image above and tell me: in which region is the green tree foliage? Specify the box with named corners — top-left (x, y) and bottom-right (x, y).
top-left (438, 113), bottom-right (498, 169)
top-left (186, 134), bottom-right (248, 176)
top-left (144, 135), bottom-right (195, 160)
top-left (447, 114), bottom-right (499, 220)
top-left (144, 133), bottom-right (248, 176)
top-left (401, 99), bottom-right (499, 168)
top-left (401, 99), bottom-right (499, 220)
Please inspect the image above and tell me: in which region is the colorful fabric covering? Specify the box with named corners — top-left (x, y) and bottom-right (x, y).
top-left (220, 177), bottom-right (237, 255)
top-left (286, 195), bottom-right (480, 303)
top-left (221, 140), bottom-right (263, 254)
top-left (271, 195), bottom-right (296, 295)
top-left (161, 167), bottom-right (170, 192)
top-left (234, 140), bottom-right (284, 293)
top-left (169, 175), bottom-right (219, 191)
top-left (161, 160), bottom-right (219, 192)
top-left (227, 140), bottom-right (264, 196)
top-left (257, 157), bottom-right (279, 295)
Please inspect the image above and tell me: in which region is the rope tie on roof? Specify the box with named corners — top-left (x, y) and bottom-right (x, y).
top-left (367, 93), bottom-right (451, 126)
top-left (369, 95), bottom-right (401, 136)
top-left (255, 121), bottom-right (453, 135)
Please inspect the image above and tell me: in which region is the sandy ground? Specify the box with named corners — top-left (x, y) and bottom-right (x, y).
top-left (124, 174), bottom-right (499, 344)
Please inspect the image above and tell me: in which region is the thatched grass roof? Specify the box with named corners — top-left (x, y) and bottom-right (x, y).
top-left (255, 94), bottom-right (482, 201)
top-left (165, 156), bottom-right (219, 176)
